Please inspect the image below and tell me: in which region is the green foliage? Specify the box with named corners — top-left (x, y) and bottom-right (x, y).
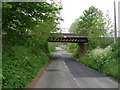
top-left (103, 59), bottom-right (118, 78)
top-left (69, 19), bottom-right (79, 33)
top-left (68, 5), bottom-right (118, 81)
top-left (68, 43), bottom-right (78, 57)
top-left (60, 45), bottom-right (68, 50)
top-left (2, 46), bottom-right (48, 88)
top-left (96, 37), bottom-right (114, 48)
top-left (2, 2), bottom-right (61, 46)
top-left (69, 6), bottom-right (106, 34)
top-left (2, 1), bottom-right (62, 88)
top-left (79, 43), bottom-right (119, 80)
top-left (69, 6), bottom-right (113, 49)
top-left (61, 43), bottom-right (78, 57)
top-left (48, 42), bottom-right (56, 55)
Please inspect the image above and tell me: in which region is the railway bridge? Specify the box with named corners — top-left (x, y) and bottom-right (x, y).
top-left (49, 33), bottom-right (88, 56)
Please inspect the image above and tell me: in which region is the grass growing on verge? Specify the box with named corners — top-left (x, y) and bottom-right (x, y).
top-left (2, 42), bottom-right (57, 88)
top-left (79, 43), bottom-right (119, 81)
top-left (48, 42), bottom-right (56, 55)
top-left (61, 43), bottom-right (78, 57)
top-left (2, 46), bottom-right (48, 88)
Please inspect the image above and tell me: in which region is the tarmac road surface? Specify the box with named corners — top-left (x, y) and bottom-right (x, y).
top-left (34, 47), bottom-right (118, 88)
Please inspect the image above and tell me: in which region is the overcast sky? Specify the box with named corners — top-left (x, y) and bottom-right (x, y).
top-left (60, 0), bottom-right (120, 33)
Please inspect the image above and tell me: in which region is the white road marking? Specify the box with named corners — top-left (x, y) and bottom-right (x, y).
top-left (63, 62), bottom-right (65, 65)
top-left (105, 77), bottom-right (118, 84)
top-left (74, 78), bottom-right (80, 87)
top-left (63, 60), bottom-right (80, 87)
top-left (63, 61), bottom-right (67, 69)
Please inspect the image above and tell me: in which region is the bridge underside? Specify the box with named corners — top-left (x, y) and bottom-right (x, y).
top-left (49, 33), bottom-right (88, 56)
top-left (49, 33), bottom-right (88, 43)
top-left (49, 37), bottom-right (88, 43)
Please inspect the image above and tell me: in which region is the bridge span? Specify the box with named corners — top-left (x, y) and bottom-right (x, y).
top-left (49, 33), bottom-right (88, 43)
top-left (49, 33), bottom-right (88, 56)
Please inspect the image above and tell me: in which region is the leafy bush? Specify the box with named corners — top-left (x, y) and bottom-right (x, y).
top-left (2, 1), bottom-right (62, 88)
top-left (60, 45), bottom-right (68, 50)
top-left (61, 43), bottom-right (78, 57)
top-left (79, 45), bottom-right (119, 80)
top-left (2, 46), bottom-right (48, 88)
top-left (102, 59), bottom-right (118, 78)
top-left (48, 42), bottom-right (56, 55)
top-left (68, 43), bottom-right (78, 57)
top-left (96, 37), bottom-right (114, 49)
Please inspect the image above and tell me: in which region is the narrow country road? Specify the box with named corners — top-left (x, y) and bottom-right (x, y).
top-left (34, 47), bottom-right (118, 88)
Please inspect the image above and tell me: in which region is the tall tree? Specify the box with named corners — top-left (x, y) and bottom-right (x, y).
top-left (69, 19), bottom-right (79, 33)
top-left (2, 1), bottom-right (63, 88)
top-left (2, 2), bottom-right (62, 46)
top-left (69, 6), bottom-right (110, 49)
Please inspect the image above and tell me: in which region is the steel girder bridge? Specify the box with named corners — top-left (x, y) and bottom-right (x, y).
top-left (49, 33), bottom-right (88, 43)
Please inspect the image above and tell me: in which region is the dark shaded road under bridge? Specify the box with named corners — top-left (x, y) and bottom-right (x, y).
top-left (34, 47), bottom-right (118, 88)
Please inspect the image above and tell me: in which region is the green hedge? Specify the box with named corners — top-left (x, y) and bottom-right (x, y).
top-left (2, 1), bottom-right (62, 88)
top-left (48, 42), bottom-right (56, 55)
top-left (2, 46), bottom-right (48, 88)
top-left (79, 41), bottom-right (120, 81)
top-left (68, 43), bottom-right (78, 57)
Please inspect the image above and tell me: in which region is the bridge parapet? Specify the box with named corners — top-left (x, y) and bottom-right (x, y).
top-left (49, 33), bottom-right (88, 43)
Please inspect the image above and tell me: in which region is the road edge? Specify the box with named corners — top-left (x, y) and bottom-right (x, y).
top-left (24, 58), bottom-right (51, 88)
top-left (64, 49), bottom-right (119, 84)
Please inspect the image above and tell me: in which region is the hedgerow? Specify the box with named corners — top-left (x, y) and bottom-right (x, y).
top-left (79, 41), bottom-right (120, 80)
top-left (2, 46), bottom-right (48, 88)
top-left (2, 1), bottom-right (62, 88)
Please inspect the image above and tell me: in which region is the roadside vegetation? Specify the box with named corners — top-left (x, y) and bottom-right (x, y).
top-left (61, 6), bottom-right (119, 81)
top-left (48, 42), bottom-right (56, 55)
top-left (2, 1), bottom-right (62, 88)
top-left (79, 40), bottom-right (120, 80)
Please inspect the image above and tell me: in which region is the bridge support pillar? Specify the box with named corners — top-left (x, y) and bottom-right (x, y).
top-left (78, 43), bottom-right (87, 57)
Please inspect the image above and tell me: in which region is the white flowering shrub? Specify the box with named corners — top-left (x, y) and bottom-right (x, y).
top-left (79, 44), bottom-right (118, 80)
top-left (90, 46), bottom-right (112, 58)
top-left (86, 46), bottom-right (112, 70)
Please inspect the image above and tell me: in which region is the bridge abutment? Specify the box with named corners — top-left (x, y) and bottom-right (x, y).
top-left (78, 43), bottom-right (87, 57)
